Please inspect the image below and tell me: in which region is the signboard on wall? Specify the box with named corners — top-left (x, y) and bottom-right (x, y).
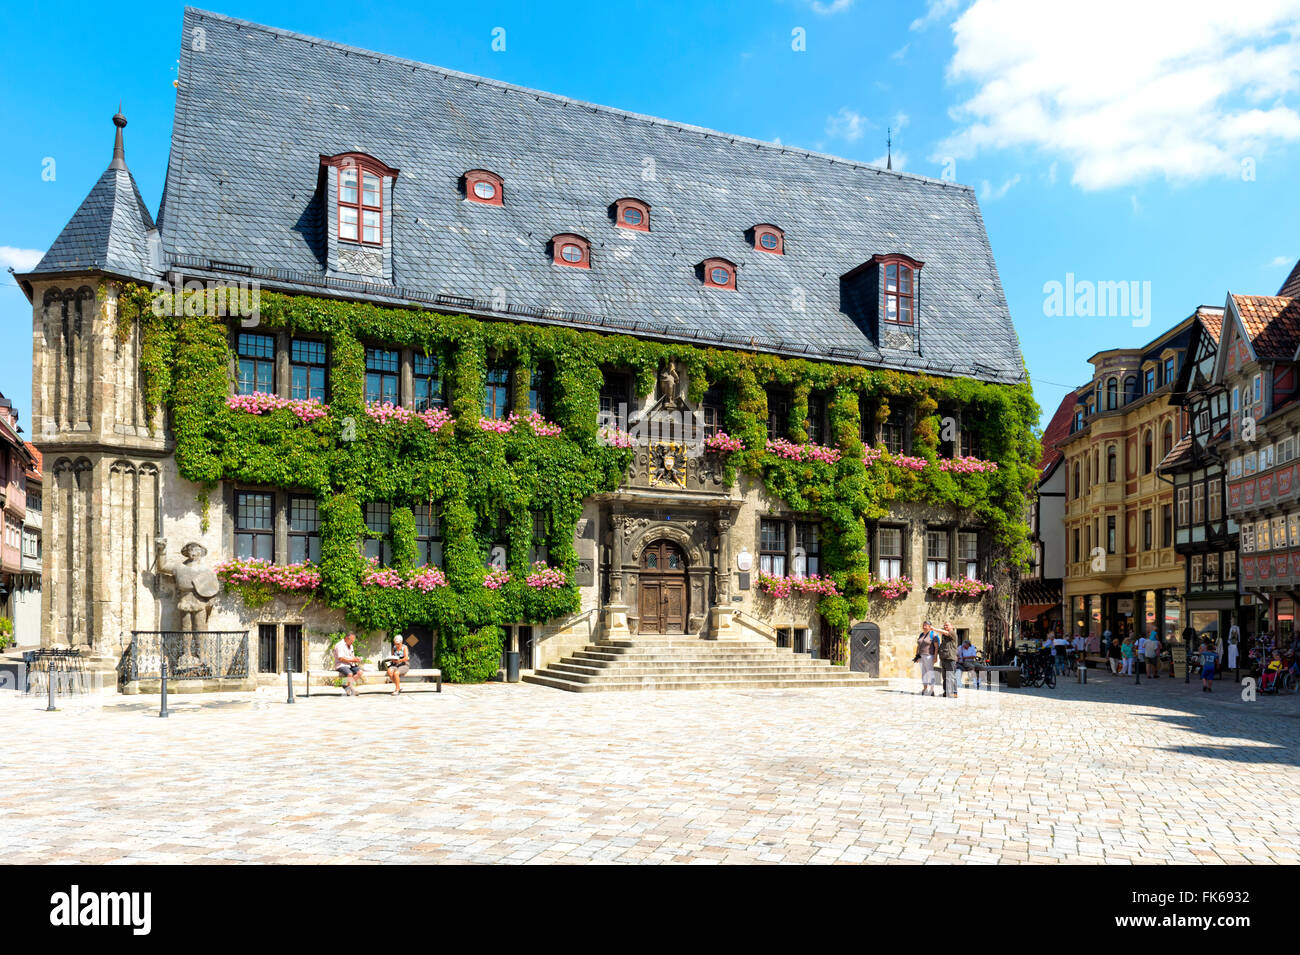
top-left (1170, 642), bottom-right (1187, 679)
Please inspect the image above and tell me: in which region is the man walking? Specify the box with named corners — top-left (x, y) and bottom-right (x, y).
top-left (938, 622), bottom-right (961, 698)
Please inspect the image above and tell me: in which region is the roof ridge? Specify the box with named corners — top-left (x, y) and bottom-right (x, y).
top-left (182, 6), bottom-right (970, 192)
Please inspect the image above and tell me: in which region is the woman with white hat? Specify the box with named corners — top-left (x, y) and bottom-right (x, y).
top-left (386, 634), bottom-right (411, 694)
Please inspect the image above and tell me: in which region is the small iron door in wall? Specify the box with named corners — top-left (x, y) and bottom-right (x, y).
top-left (849, 622), bottom-right (880, 677)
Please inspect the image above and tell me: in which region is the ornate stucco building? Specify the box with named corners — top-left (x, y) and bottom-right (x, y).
top-left (17, 8), bottom-right (1032, 690)
top-left (1060, 320), bottom-right (1194, 641)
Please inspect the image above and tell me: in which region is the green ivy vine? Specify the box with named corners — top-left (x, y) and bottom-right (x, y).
top-left (113, 283), bottom-right (1040, 676)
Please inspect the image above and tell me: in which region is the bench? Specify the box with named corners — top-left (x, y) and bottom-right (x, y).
top-left (306, 663), bottom-right (442, 696)
top-left (977, 664), bottom-right (1020, 688)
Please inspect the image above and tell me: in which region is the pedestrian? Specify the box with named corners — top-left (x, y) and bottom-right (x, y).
top-left (1145, 630), bottom-right (1161, 679)
top-left (1213, 630), bottom-right (1224, 680)
top-left (958, 636), bottom-right (980, 688)
top-left (1227, 625), bottom-right (1240, 672)
top-left (1121, 636), bottom-right (1135, 675)
top-left (915, 620), bottom-right (939, 696)
top-left (937, 622), bottom-right (961, 698)
top-left (1199, 640), bottom-right (1218, 692)
top-left (1108, 635), bottom-right (1122, 674)
top-left (333, 632), bottom-right (364, 696)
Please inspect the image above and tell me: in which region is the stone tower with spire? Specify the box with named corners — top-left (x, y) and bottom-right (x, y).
top-left (15, 111), bottom-right (167, 659)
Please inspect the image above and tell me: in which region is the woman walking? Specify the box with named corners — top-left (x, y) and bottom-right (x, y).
top-left (916, 620), bottom-right (938, 695)
top-left (1121, 635), bottom-right (1135, 675)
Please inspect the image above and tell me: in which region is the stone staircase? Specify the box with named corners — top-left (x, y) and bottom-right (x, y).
top-left (523, 635), bottom-right (886, 692)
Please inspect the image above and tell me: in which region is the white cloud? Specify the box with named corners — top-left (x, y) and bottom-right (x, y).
top-left (934, 0), bottom-right (1300, 190)
top-left (826, 107), bottom-right (872, 142)
top-left (0, 247), bottom-right (43, 271)
top-left (979, 174), bottom-right (1020, 200)
top-left (1272, 254), bottom-right (1292, 266)
top-left (809, 0), bottom-right (854, 12)
top-left (891, 43), bottom-right (910, 61)
top-left (911, 0), bottom-right (962, 31)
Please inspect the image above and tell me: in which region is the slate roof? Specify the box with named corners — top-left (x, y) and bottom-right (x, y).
top-left (1231, 295), bottom-right (1300, 360)
top-left (150, 7), bottom-right (1026, 385)
top-left (29, 118), bottom-right (158, 282)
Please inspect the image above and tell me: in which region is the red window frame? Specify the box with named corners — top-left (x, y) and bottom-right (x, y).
top-left (701, 258), bottom-right (737, 290)
top-left (552, 233), bottom-right (591, 269)
top-left (752, 224), bottom-right (784, 255)
top-left (464, 169), bottom-right (504, 206)
top-left (872, 253), bottom-right (923, 326)
top-left (613, 198), bottom-right (650, 232)
top-left (321, 153), bottom-right (398, 248)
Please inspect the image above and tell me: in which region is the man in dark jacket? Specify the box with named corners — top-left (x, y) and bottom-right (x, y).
top-left (938, 622), bottom-right (961, 698)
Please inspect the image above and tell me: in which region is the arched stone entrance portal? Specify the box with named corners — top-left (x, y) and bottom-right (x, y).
top-left (639, 539), bottom-right (688, 633)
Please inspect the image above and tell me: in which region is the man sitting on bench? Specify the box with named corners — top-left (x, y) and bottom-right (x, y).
top-left (334, 632), bottom-right (364, 697)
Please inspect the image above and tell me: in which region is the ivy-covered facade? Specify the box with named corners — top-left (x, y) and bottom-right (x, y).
top-left (19, 10), bottom-right (1039, 687)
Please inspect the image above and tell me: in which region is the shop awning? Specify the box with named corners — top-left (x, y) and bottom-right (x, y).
top-left (1018, 603), bottom-right (1057, 620)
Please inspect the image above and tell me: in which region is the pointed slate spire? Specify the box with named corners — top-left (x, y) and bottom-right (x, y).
top-left (886, 128), bottom-right (892, 170)
top-left (109, 103), bottom-right (128, 170)
top-left (27, 109), bottom-right (160, 281)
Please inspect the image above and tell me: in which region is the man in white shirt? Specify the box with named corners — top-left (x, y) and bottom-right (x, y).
top-left (334, 632), bottom-right (364, 696)
top-left (958, 638), bottom-right (981, 688)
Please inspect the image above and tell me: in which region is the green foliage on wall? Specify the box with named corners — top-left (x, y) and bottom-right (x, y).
top-left (114, 283), bottom-right (1040, 677)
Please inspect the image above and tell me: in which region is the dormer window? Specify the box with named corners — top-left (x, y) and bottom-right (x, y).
top-left (751, 224), bottom-right (784, 255)
top-left (321, 153), bottom-right (398, 247)
top-left (877, 254), bottom-right (921, 325)
top-left (612, 198), bottom-right (650, 231)
top-left (551, 233), bottom-right (591, 269)
top-left (699, 258), bottom-right (737, 290)
top-left (463, 169), bottom-right (504, 206)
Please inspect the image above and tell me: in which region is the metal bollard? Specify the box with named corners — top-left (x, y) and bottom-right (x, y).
top-left (286, 643), bottom-right (295, 704)
top-left (159, 655), bottom-right (170, 718)
top-left (45, 659), bottom-right (57, 712)
top-left (1078, 663), bottom-right (1087, 684)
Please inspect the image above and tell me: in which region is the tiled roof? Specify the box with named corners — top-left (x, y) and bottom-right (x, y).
top-left (1196, 305), bottom-right (1223, 344)
top-left (1037, 392), bottom-right (1076, 475)
top-left (152, 8), bottom-right (1026, 384)
top-left (1232, 295), bottom-right (1300, 360)
top-left (1156, 432), bottom-right (1194, 473)
top-left (1279, 257), bottom-right (1300, 298)
top-left (23, 441), bottom-right (41, 482)
top-left (29, 158), bottom-right (158, 283)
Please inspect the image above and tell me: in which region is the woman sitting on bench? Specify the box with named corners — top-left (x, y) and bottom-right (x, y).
top-left (386, 634), bottom-right (411, 695)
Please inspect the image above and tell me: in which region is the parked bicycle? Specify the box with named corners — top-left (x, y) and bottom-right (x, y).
top-left (1018, 650), bottom-right (1057, 689)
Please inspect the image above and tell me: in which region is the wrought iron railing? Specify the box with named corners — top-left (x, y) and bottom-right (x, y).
top-left (24, 647), bottom-right (91, 696)
top-left (126, 631), bottom-right (250, 682)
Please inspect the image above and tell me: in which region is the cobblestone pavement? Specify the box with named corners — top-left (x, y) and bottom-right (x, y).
top-left (1, 667), bottom-right (1297, 864)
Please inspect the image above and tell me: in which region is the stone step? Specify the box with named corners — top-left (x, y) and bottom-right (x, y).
top-left (572, 648), bottom-right (828, 663)
top-left (546, 661), bottom-right (850, 680)
top-left (522, 672), bottom-right (885, 693)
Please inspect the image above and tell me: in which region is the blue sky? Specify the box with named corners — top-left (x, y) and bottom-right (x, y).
top-left (5, 0), bottom-right (1300, 435)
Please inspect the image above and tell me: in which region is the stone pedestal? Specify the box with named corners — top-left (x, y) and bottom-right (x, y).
top-left (604, 604), bottom-right (633, 639)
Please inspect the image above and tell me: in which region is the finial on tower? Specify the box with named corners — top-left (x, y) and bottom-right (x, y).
top-left (110, 104), bottom-right (128, 170)
top-left (886, 127), bottom-right (892, 171)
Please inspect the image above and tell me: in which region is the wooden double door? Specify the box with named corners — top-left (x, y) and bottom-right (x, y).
top-left (639, 540), bottom-right (687, 634)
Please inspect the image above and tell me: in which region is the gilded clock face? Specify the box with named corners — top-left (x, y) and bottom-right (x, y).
top-left (650, 443), bottom-right (687, 487)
